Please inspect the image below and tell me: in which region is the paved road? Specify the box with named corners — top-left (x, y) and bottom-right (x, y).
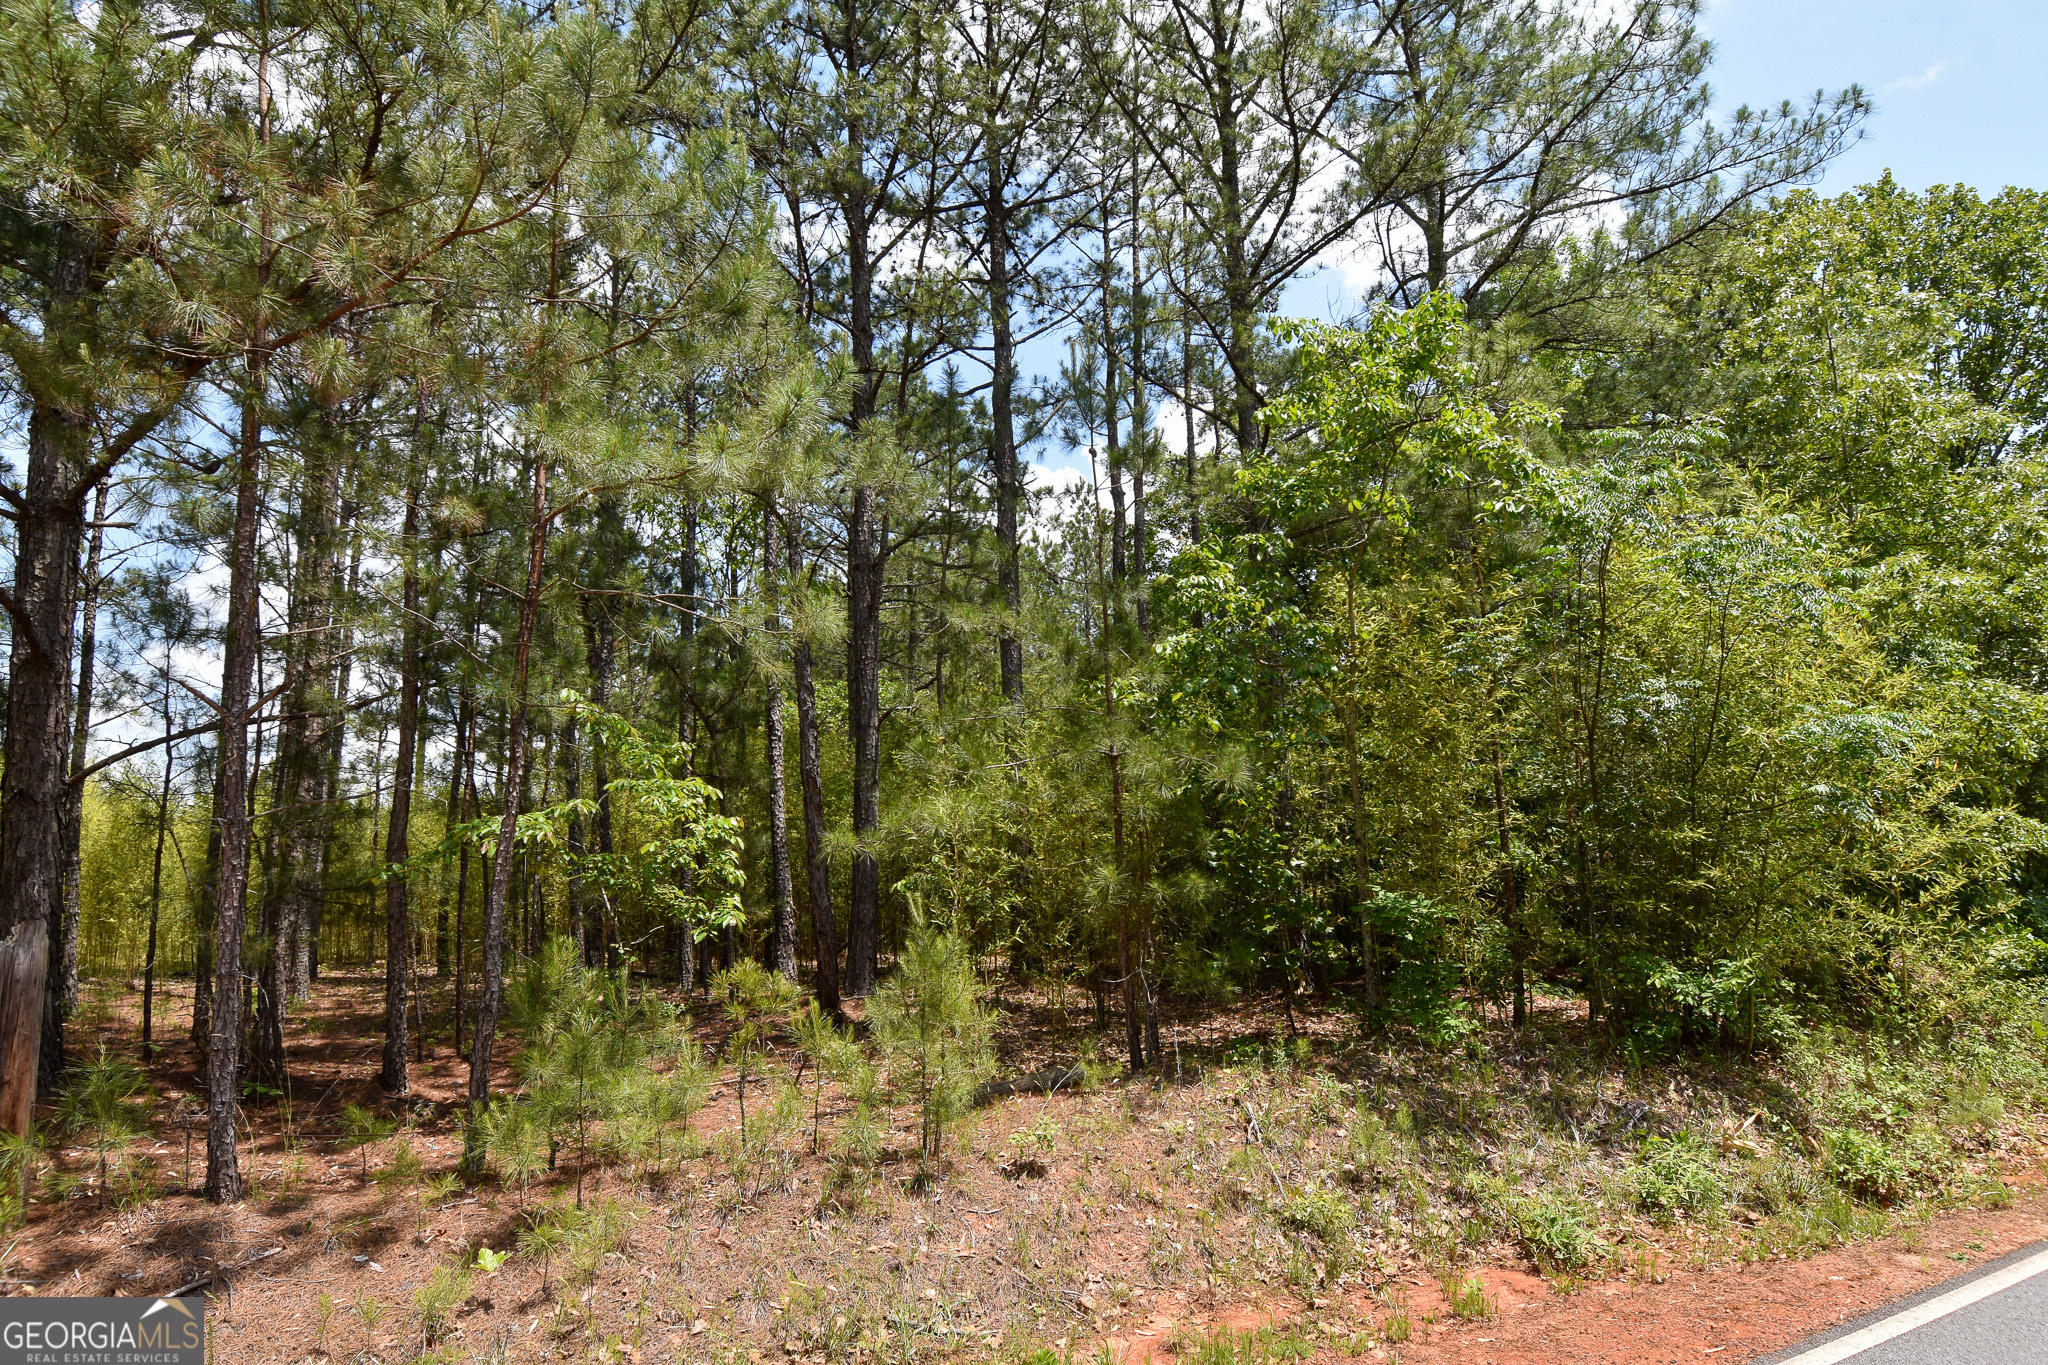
top-left (1764, 1242), bottom-right (2048, 1365)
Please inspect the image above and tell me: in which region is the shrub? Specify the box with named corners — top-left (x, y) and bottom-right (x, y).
top-left (1823, 1129), bottom-right (1911, 1203)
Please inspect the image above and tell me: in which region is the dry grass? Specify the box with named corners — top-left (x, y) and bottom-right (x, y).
top-left (7, 972), bottom-right (2043, 1365)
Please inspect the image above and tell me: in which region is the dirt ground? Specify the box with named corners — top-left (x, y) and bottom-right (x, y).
top-left (13, 972), bottom-right (2044, 1365)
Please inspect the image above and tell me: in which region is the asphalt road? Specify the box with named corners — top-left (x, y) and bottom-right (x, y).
top-left (1764, 1242), bottom-right (2048, 1365)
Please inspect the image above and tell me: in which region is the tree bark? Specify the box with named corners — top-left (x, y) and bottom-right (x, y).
top-left (143, 674), bottom-right (176, 1060)
top-left (765, 502), bottom-right (798, 979)
top-left (845, 485), bottom-right (881, 997)
top-left (381, 468), bottom-right (424, 1095)
top-left (0, 223), bottom-right (96, 1135)
top-left (465, 449), bottom-right (551, 1159)
top-left (44, 478), bottom-right (109, 1093)
top-left (254, 411), bottom-right (341, 1092)
top-left (582, 598), bottom-right (618, 968)
top-left (206, 348), bottom-right (270, 1204)
top-left (785, 512), bottom-right (841, 1016)
top-left (450, 680), bottom-right (475, 1055)
top-left (987, 173), bottom-right (1024, 703)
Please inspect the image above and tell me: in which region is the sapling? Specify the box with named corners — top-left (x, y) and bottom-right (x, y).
top-left (338, 1103), bottom-right (396, 1181)
top-left (713, 962), bottom-right (803, 1188)
top-left (351, 1295), bottom-right (385, 1338)
top-left (412, 1265), bottom-right (472, 1347)
top-left (478, 1099), bottom-right (548, 1203)
top-left (518, 1201), bottom-right (572, 1293)
top-left (55, 1049), bottom-right (150, 1208)
top-left (790, 1001), bottom-right (853, 1155)
top-left (313, 1292), bottom-right (336, 1354)
top-left (0, 1128), bottom-right (40, 1229)
top-left (869, 925), bottom-right (997, 1169)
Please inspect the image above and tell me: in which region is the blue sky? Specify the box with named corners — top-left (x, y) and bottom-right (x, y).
top-left (1703, 0), bottom-right (2047, 197)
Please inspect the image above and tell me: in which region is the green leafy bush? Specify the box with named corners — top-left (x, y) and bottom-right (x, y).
top-left (1822, 1129), bottom-right (1913, 1203)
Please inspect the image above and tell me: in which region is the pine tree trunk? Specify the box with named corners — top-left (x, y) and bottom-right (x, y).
top-left (254, 412), bottom-right (341, 1091)
top-left (583, 600), bottom-right (618, 968)
top-left (843, 186), bottom-right (883, 1000)
top-left (786, 515), bottom-right (841, 1016)
top-left (450, 680), bottom-right (475, 1055)
top-left (206, 352), bottom-right (270, 1204)
top-left (987, 182), bottom-right (1024, 703)
top-left (765, 503), bottom-right (798, 979)
top-left (465, 450), bottom-right (551, 1153)
top-left (845, 486), bottom-right (881, 997)
top-left (43, 479), bottom-right (109, 1094)
top-left (381, 471), bottom-right (424, 1095)
top-left (143, 677), bottom-right (175, 1060)
top-left (0, 223), bottom-right (95, 1136)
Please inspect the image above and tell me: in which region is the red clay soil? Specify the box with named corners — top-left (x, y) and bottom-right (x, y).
top-left (1101, 1189), bottom-right (2048, 1365)
top-left (20, 976), bottom-right (2048, 1365)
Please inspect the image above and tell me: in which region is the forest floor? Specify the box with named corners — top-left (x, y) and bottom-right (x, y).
top-left (9, 972), bottom-right (2046, 1365)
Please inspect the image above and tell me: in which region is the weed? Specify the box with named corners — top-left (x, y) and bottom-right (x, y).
top-left (1379, 1285), bottom-right (1413, 1344)
top-left (1507, 1191), bottom-right (1604, 1273)
top-left (1634, 1133), bottom-right (1722, 1221)
top-left (1278, 1184), bottom-right (1353, 1243)
top-left (1173, 1325), bottom-right (1313, 1365)
top-left (1442, 1273), bottom-right (1491, 1320)
top-left (416, 1172), bottom-right (462, 1237)
top-left (1821, 1128), bottom-right (1948, 1205)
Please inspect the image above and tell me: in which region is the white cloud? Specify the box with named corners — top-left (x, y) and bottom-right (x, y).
top-left (1883, 61), bottom-right (1948, 94)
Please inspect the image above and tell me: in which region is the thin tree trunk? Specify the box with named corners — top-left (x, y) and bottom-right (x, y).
top-left (1129, 158), bottom-right (1149, 637)
top-left (987, 175), bottom-right (1024, 703)
top-left (1182, 316), bottom-right (1201, 545)
top-left (143, 673), bottom-right (175, 1060)
top-left (206, 347), bottom-right (269, 1205)
top-left (44, 479), bottom-right (109, 1093)
top-left (786, 513), bottom-right (841, 1016)
top-left (674, 499), bottom-right (699, 991)
top-left (452, 680), bottom-right (476, 1056)
top-left (255, 407), bottom-right (341, 1090)
top-left (765, 502), bottom-right (797, 979)
top-left (381, 468), bottom-right (424, 1095)
top-left (1104, 235), bottom-right (1127, 592)
top-left (562, 711), bottom-right (587, 963)
top-left (583, 599), bottom-right (618, 968)
top-left (845, 188), bottom-right (882, 1001)
top-left (845, 486), bottom-right (881, 997)
top-left (306, 477), bottom-right (366, 997)
top-left (465, 448), bottom-right (552, 1161)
